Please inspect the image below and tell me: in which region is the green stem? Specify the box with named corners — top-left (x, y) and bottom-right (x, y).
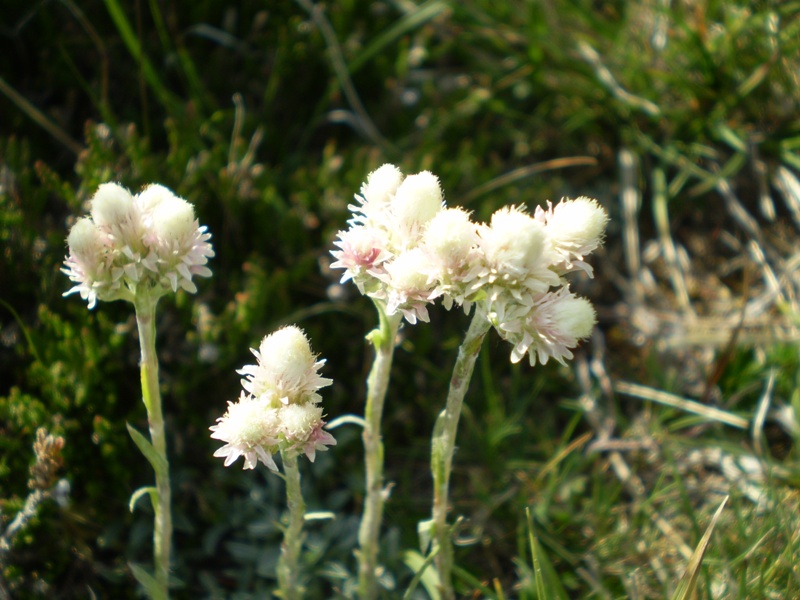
top-left (431, 312), bottom-right (491, 600)
top-left (358, 301), bottom-right (402, 600)
top-left (277, 452), bottom-right (306, 600)
top-left (134, 292), bottom-right (171, 600)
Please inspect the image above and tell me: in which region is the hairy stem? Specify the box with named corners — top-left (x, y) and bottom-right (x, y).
top-left (277, 452), bottom-right (306, 600)
top-left (134, 292), bottom-right (171, 600)
top-left (358, 301), bottom-right (402, 600)
top-left (431, 312), bottom-right (491, 600)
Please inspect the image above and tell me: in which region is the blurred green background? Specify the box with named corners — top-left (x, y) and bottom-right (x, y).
top-left (2, 0), bottom-right (800, 598)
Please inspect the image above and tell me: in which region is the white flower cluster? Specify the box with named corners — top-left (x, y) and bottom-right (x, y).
top-left (62, 183), bottom-right (214, 308)
top-left (210, 326), bottom-right (336, 471)
top-left (331, 164), bottom-right (609, 366)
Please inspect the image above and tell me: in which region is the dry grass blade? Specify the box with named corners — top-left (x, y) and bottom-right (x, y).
top-left (670, 496), bottom-right (729, 600)
top-left (0, 76), bottom-right (83, 155)
top-left (619, 148), bottom-right (644, 298)
top-left (652, 166), bottom-right (692, 312)
top-left (614, 381), bottom-right (749, 429)
top-left (458, 156), bottom-right (597, 206)
top-left (751, 369), bottom-right (777, 457)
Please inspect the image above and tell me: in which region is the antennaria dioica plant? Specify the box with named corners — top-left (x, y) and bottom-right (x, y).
top-left (62, 182), bottom-right (214, 599)
top-left (61, 166), bottom-right (606, 599)
top-left (209, 325), bottom-right (336, 600)
top-left (331, 164), bottom-right (608, 598)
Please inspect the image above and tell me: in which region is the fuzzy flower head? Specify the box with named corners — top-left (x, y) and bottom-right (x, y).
top-left (421, 207), bottom-right (480, 309)
top-left (481, 206), bottom-right (547, 275)
top-left (62, 218), bottom-right (112, 308)
top-left (470, 206), bottom-right (560, 310)
top-left (536, 196), bottom-right (608, 274)
top-left (354, 163), bottom-right (404, 225)
top-left (473, 198), bottom-right (606, 369)
top-left (492, 287), bottom-right (597, 366)
top-left (376, 249), bottom-right (437, 324)
top-left (210, 393), bottom-right (280, 471)
top-left (331, 164), bottom-right (446, 323)
top-left (278, 403), bottom-right (337, 462)
top-left (213, 325), bottom-right (336, 471)
top-left (239, 326), bottom-right (332, 406)
top-left (329, 226), bottom-right (389, 293)
top-left (62, 182), bottom-right (214, 308)
top-left (390, 171), bottom-right (444, 247)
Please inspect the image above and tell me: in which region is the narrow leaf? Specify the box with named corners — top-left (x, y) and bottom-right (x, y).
top-left (127, 422), bottom-right (167, 474)
top-left (348, 1), bottom-right (449, 75)
top-left (129, 562), bottom-right (161, 599)
top-left (129, 486), bottom-right (158, 513)
top-left (402, 549), bottom-right (441, 600)
top-left (418, 518), bottom-right (434, 554)
top-left (526, 507), bottom-right (569, 600)
top-left (671, 496), bottom-right (729, 600)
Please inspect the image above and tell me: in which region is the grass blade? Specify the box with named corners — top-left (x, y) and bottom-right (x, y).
top-left (402, 549), bottom-right (441, 600)
top-left (526, 507), bottom-right (569, 600)
top-left (102, 0), bottom-right (179, 114)
top-left (671, 496), bottom-right (729, 600)
top-left (347, 1), bottom-right (449, 75)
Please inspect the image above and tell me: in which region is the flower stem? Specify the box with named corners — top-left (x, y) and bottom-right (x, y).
top-left (431, 312), bottom-right (491, 600)
top-left (358, 301), bottom-right (402, 600)
top-left (277, 452), bottom-right (306, 600)
top-left (134, 292), bottom-right (172, 600)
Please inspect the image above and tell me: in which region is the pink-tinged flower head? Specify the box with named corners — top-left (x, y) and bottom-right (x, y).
top-left (330, 226), bottom-right (390, 291)
top-left (332, 165), bottom-right (449, 322)
top-left (62, 218), bottom-right (116, 309)
top-left (239, 326), bottom-right (333, 406)
top-left (277, 403), bottom-right (336, 461)
top-left (210, 392), bottom-right (280, 470)
top-left (376, 249), bottom-right (436, 324)
top-left (63, 181), bottom-right (214, 307)
top-left (536, 196), bottom-right (608, 274)
top-left (213, 325), bottom-right (336, 472)
top-left (139, 185), bottom-right (215, 293)
top-left (493, 287), bottom-right (597, 366)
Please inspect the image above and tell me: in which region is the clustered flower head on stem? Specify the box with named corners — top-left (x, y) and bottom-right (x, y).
top-left (62, 182), bottom-right (214, 308)
top-left (210, 326), bottom-right (336, 471)
top-left (331, 164), bottom-right (445, 323)
top-left (331, 164), bottom-right (609, 364)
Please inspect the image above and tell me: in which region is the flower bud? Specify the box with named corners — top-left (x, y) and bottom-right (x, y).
top-left (384, 249), bottom-right (430, 293)
top-left (67, 218), bottom-right (104, 262)
top-left (545, 197), bottom-right (608, 255)
top-left (210, 393), bottom-right (280, 470)
top-left (551, 294), bottom-right (596, 340)
top-left (361, 164), bottom-right (403, 206)
top-left (151, 194), bottom-right (196, 242)
top-left (279, 403), bottom-right (323, 442)
top-left (137, 184), bottom-right (176, 215)
top-left (90, 183), bottom-right (134, 227)
top-left (423, 207), bottom-right (476, 268)
top-left (392, 171), bottom-right (443, 228)
top-left (483, 206), bottom-right (546, 272)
